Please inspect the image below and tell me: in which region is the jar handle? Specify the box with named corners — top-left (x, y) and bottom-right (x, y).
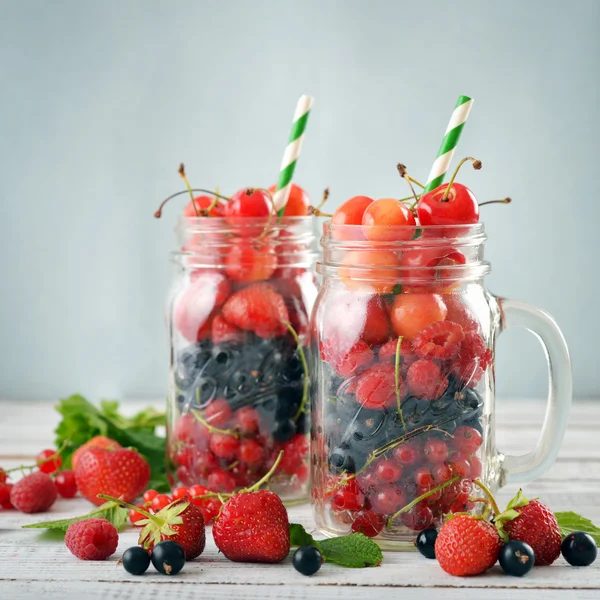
top-left (496, 298), bottom-right (572, 484)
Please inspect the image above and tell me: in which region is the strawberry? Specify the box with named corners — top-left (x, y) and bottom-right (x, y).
top-left (221, 283), bottom-right (289, 338)
top-left (72, 436), bottom-right (121, 470)
top-left (435, 515), bottom-right (501, 576)
top-left (213, 489), bottom-right (290, 563)
top-left (138, 500), bottom-right (206, 560)
top-left (500, 498), bottom-right (562, 566)
top-left (74, 447), bottom-right (150, 506)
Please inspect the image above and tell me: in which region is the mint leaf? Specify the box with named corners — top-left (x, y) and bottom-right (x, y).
top-left (290, 523), bottom-right (317, 548)
top-left (556, 512), bottom-right (600, 546)
top-left (22, 501), bottom-right (128, 532)
top-left (319, 533), bottom-right (383, 568)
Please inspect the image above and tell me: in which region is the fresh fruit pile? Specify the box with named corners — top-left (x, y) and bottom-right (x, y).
top-left (415, 487), bottom-right (599, 577)
top-left (312, 158), bottom-right (502, 539)
top-left (158, 168), bottom-right (316, 498)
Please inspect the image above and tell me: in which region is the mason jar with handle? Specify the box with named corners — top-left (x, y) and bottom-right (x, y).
top-left (310, 221), bottom-right (571, 547)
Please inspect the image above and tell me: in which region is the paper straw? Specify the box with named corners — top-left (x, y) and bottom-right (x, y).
top-left (273, 94), bottom-right (314, 215)
top-left (422, 95), bottom-right (474, 194)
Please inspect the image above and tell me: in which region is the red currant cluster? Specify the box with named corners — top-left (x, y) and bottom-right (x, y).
top-left (160, 168), bottom-right (316, 498)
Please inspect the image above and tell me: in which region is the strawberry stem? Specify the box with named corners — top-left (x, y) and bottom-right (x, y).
top-left (282, 320), bottom-right (309, 421)
top-left (387, 475), bottom-right (460, 528)
top-left (441, 157), bottom-right (482, 202)
top-left (472, 479), bottom-right (501, 516)
top-left (394, 336), bottom-right (406, 430)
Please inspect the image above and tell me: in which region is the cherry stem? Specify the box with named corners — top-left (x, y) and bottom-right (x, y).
top-left (154, 188), bottom-right (232, 218)
top-left (315, 188), bottom-right (330, 210)
top-left (472, 479), bottom-right (501, 516)
top-left (387, 475), bottom-right (460, 528)
top-left (442, 157), bottom-right (482, 202)
top-left (397, 163), bottom-right (420, 204)
top-left (394, 336), bottom-right (406, 429)
top-left (479, 197), bottom-right (512, 207)
top-left (282, 321), bottom-right (309, 421)
top-left (310, 207), bottom-right (333, 217)
top-left (178, 163), bottom-right (199, 216)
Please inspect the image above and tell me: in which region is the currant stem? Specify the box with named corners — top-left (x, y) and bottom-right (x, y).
top-left (394, 336), bottom-right (406, 429)
top-left (282, 321), bottom-right (309, 421)
top-left (479, 197), bottom-right (512, 207)
top-left (243, 450), bottom-right (284, 493)
top-left (6, 439), bottom-right (70, 474)
top-left (472, 479), bottom-right (501, 516)
top-left (397, 163), bottom-right (420, 204)
top-left (191, 399), bottom-right (239, 438)
top-left (96, 493), bottom-right (162, 523)
top-left (154, 189), bottom-right (231, 218)
top-left (387, 475), bottom-right (460, 528)
top-left (442, 157), bottom-right (482, 202)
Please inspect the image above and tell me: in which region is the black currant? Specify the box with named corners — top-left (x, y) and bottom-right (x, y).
top-left (561, 532), bottom-right (598, 567)
top-left (415, 529), bottom-right (438, 559)
top-left (273, 418), bottom-right (297, 442)
top-left (499, 540), bottom-right (535, 576)
top-left (150, 540), bottom-right (186, 575)
top-left (292, 545), bottom-right (322, 576)
top-left (122, 546), bottom-right (151, 575)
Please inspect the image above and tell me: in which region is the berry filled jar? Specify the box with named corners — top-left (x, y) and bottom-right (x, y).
top-left (311, 221), bottom-right (571, 547)
top-left (165, 204), bottom-right (317, 501)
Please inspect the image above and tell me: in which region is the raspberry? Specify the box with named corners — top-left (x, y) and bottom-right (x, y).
top-left (412, 321), bottom-right (464, 359)
top-left (65, 518), bottom-right (119, 560)
top-left (378, 338), bottom-right (418, 374)
top-left (452, 332), bottom-right (490, 385)
top-left (406, 359), bottom-right (448, 400)
top-left (212, 315), bottom-right (245, 345)
top-left (320, 338), bottom-right (374, 377)
top-left (10, 471), bottom-right (57, 514)
top-left (355, 363), bottom-right (405, 410)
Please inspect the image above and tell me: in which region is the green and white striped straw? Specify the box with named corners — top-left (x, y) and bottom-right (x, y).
top-left (422, 95), bottom-right (474, 194)
top-left (273, 94), bottom-right (314, 216)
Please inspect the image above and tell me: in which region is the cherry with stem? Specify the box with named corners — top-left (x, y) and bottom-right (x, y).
top-left (441, 157), bottom-right (482, 202)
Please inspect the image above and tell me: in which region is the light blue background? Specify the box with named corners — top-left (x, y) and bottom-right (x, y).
top-left (1, 0), bottom-right (598, 401)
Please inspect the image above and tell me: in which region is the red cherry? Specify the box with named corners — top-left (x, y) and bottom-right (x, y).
top-left (225, 240), bottom-right (278, 282)
top-left (362, 198), bottom-right (416, 241)
top-left (36, 449), bottom-right (62, 474)
top-left (399, 247), bottom-right (467, 289)
top-left (184, 195), bottom-right (223, 217)
top-left (224, 188), bottom-right (271, 219)
top-left (351, 509), bottom-right (386, 537)
top-left (417, 182), bottom-right (479, 226)
top-left (151, 494), bottom-right (172, 512)
top-left (54, 470), bottom-right (77, 498)
top-left (268, 183), bottom-right (310, 216)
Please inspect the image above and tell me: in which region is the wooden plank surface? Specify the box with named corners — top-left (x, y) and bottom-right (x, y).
top-left (1, 399), bottom-right (599, 599)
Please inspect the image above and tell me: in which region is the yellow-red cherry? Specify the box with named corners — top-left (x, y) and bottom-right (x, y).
top-left (417, 183), bottom-right (479, 226)
top-left (268, 183), bottom-right (311, 216)
top-left (362, 198), bottom-right (416, 241)
top-left (184, 195), bottom-right (224, 217)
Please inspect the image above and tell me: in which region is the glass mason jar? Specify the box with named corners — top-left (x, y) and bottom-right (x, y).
top-left (166, 216), bottom-right (317, 500)
top-left (310, 221), bottom-right (571, 547)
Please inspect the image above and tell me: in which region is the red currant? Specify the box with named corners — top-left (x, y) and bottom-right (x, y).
top-left (351, 509), bottom-right (386, 537)
top-left (143, 489), bottom-right (160, 504)
top-left (209, 433), bottom-right (240, 460)
top-left (449, 456), bottom-right (471, 478)
top-left (400, 503), bottom-right (433, 531)
top-left (129, 505), bottom-right (146, 526)
top-left (362, 198), bottom-right (416, 241)
top-left (189, 484), bottom-right (222, 523)
top-left (371, 486), bottom-right (407, 515)
top-left (392, 441), bottom-right (421, 467)
top-left (235, 406), bottom-right (260, 436)
top-left (467, 455), bottom-right (482, 478)
top-left (207, 469), bottom-right (237, 493)
top-left (356, 470), bottom-right (378, 496)
top-left (417, 182), bottom-right (479, 226)
top-left (0, 484), bottom-right (14, 509)
top-left (0, 469), bottom-right (7, 484)
top-left (414, 466), bottom-right (434, 487)
top-left (331, 479), bottom-right (365, 511)
top-left (54, 470), bottom-right (77, 498)
top-left (453, 426), bottom-right (483, 454)
top-left (432, 462), bottom-right (453, 483)
top-left (151, 494), bottom-right (172, 512)
top-left (238, 439), bottom-right (264, 465)
top-left (203, 398), bottom-right (231, 429)
top-left (36, 449), bottom-right (62, 474)
top-left (0, 484), bottom-right (10, 505)
top-left (171, 486), bottom-right (191, 501)
top-left (374, 458), bottom-right (403, 483)
top-left (194, 451), bottom-right (219, 476)
top-left (418, 484), bottom-right (442, 504)
top-left (424, 438), bottom-right (449, 464)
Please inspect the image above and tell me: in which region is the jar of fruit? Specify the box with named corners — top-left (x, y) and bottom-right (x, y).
top-left (162, 182), bottom-right (317, 501)
top-left (310, 192), bottom-right (571, 547)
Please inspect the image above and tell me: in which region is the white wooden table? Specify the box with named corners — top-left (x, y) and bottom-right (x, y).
top-left (1, 399), bottom-right (599, 599)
